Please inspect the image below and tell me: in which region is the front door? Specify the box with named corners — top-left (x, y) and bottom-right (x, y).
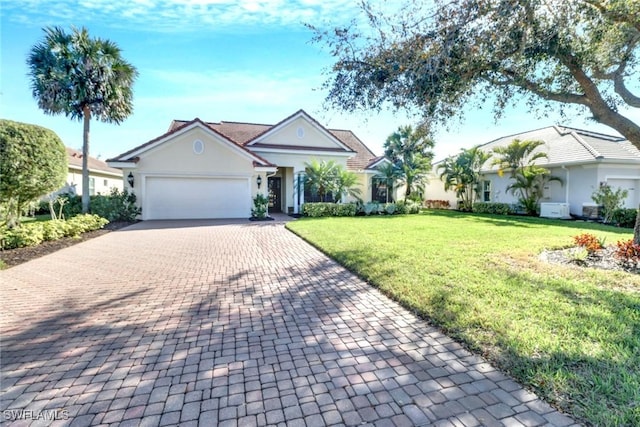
top-left (268, 177), bottom-right (282, 212)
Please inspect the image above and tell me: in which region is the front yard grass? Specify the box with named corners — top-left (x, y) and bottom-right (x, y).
top-left (287, 210), bottom-right (640, 427)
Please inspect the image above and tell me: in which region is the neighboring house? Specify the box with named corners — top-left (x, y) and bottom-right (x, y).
top-left (107, 110), bottom-right (390, 220)
top-left (61, 147), bottom-right (123, 196)
top-left (425, 125), bottom-right (640, 217)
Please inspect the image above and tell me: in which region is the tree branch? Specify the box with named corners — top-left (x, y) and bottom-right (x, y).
top-left (495, 71), bottom-right (589, 105)
top-left (614, 71), bottom-right (640, 108)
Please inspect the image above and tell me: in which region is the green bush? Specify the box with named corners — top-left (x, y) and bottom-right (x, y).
top-left (42, 220), bottom-right (68, 240)
top-left (251, 193), bottom-right (269, 219)
top-left (1, 224), bottom-right (45, 249)
top-left (363, 202), bottom-right (380, 215)
top-left (0, 214), bottom-right (108, 249)
top-left (90, 189), bottom-right (140, 222)
top-left (384, 203), bottom-right (397, 214)
top-left (58, 189), bottom-right (140, 221)
top-left (396, 200), bottom-right (421, 214)
top-left (0, 119), bottom-right (67, 227)
top-left (302, 203), bottom-right (357, 217)
top-left (473, 202), bottom-right (514, 215)
top-left (611, 208), bottom-right (638, 229)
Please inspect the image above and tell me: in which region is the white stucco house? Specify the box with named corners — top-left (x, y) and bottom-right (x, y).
top-left (107, 110), bottom-right (391, 220)
top-left (62, 147), bottom-right (123, 196)
top-left (425, 125), bottom-right (640, 217)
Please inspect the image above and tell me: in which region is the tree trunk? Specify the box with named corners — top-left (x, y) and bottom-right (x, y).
top-left (634, 204), bottom-right (640, 245)
top-left (81, 106), bottom-right (91, 214)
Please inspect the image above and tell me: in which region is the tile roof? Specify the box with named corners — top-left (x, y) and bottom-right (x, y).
top-left (472, 125), bottom-right (640, 171)
top-left (67, 147), bottom-right (122, 176)
top-left (170, 114), bottom-right (380, 171)
top-left (109, 118), bottom-right (275, 167)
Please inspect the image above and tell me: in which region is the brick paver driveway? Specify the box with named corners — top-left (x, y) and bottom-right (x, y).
top-left (1, 219), bottom-right (579, 427)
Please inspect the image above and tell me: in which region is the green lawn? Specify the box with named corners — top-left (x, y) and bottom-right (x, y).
top-left (287, 210), bottom-right (640, 427)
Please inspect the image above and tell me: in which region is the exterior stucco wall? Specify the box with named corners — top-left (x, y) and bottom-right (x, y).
top-left (258, 117), bottom-right (341, 149)
top-left (63, 168), bottom-right (123, 196)
top-left (123, 128), bottom-right (263, 216)
top-left (597, 165), bottom-right (640, 208)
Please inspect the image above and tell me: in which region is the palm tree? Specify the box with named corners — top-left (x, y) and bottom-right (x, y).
top-left (506, 167), bottom-right (563, 215)
top-left (492, 139), bottom-right (548, 178)
top-left (438, 146), bottom-right (490, 211)
top-left (303, 160), bottom-right (340, 202)
top-left (27, 26), bottom-right (138, 213)
top-left (333, 169), bottom-right (362, 202)
top-left (493, 139), bottom-right (562, 215)
top-left (374, 162), bottom-right (401, 203)
top-left (384, 125), bottom-right (434, 198)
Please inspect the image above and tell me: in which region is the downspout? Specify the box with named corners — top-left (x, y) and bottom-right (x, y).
top-left (561, 165), bottom-right (570, 207)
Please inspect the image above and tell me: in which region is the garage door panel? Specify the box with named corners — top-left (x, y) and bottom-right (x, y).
top-left (145, 177), bottom-right (250, 219)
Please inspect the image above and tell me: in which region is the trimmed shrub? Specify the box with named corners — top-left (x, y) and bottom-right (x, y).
top-left (384, 203), bottom-right (397, 214)
top-left (473, 202), bottom-right (514, 215)
top-left (363, 202), bottom-right (380, 215)
top-left (302, 203), bottom-right (357, 217)
top-left (58, 189), bottom-right (140, 221)
top-left (1, 214), bottom-right (108, 250)
top-left (611, 208), bottom-right (637, 229)
top-left (396, 200), bottom-right (421, 214)
top-left (0, 120), bottom-right (67, 227)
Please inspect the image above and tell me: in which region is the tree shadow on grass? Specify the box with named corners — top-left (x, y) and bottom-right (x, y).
top-left (424, 209), bottom-right (635, 235)
top-left (1, 234), bottom-right (584, 427)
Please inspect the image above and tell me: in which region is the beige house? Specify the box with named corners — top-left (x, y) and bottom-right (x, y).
top-left (62, 147), bottom-right (123, 196)
top-left (107, 110), bottom-right (389, 220)
top-left (425, 125), bottom-right (640, 217)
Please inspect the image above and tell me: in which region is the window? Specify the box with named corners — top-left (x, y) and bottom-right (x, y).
top-left (482, 180), bottom-right (491, 202)
top-left (303, 182), bottom-right (334, 202)
top-left (371, 178), bottom-right (389, 203)
top-left (89, 177), bottom-right (96, 196)
top-left (193, 139), bottom-right (204, 154)
top-left (104, 179), bottom-right (108, 186)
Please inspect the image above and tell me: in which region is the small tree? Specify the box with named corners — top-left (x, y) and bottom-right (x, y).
top-left (303, 159), bottom-right (340, 202)
top-left (333, 169), bottom-right (362, 202)
top-left (0, 120), bottom-right (67, 228)
top-left (438, 146), bottom-right (490, 211)
top-left (592, 185), bottom-right (629, 224)
top-left (493, 139), bottom-right (562, 215)
top-left (374, 162), bottom-right (402, 203)
top-left (384, 125), bottom-right (434, 198)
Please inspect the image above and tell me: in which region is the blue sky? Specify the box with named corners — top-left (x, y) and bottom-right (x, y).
top-left (2, 0), bottom-right (638, 162)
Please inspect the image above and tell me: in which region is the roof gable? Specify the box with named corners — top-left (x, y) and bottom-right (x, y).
top-left (134, 111), bottom-right (382, 171)
top-left (108, 119), bottom-right (274, 167)
top-left (246, 110), bottom-right (355, 153)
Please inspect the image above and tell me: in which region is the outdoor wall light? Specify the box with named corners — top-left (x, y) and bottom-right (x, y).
top-left (256, 175), bottom-right (263, 189)
top-left (127, 172), bottom-right (135, 188)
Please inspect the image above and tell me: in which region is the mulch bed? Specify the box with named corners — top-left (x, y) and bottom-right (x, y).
top-left (0, 222), bottom-right (135, 269)
top-left (540, 246), bottom-right (639, 275)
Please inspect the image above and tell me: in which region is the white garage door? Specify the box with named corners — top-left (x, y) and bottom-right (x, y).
top-left (145, 176), bottom-right (251, 219)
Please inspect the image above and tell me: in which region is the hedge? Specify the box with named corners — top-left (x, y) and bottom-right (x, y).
top-left (1, 214), bottom-right (109, 250)
top-left (611, 208), bottom-right (638, 229)
top-left (302, 203), bottom-right (357, 217)
top-left (472, 202), bottom-right (515, 215)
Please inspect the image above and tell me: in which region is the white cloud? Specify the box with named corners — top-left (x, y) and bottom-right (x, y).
top-left (2, 0), bottom-right (362, 33)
